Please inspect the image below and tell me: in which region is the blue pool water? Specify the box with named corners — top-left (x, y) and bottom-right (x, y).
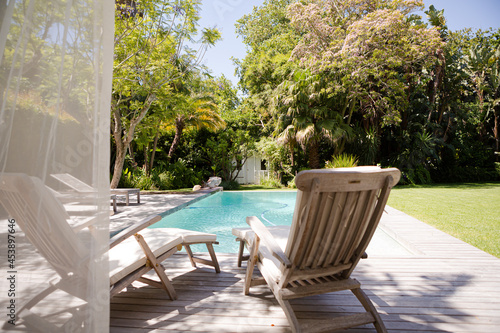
top-left (150, 191), bottom-right (413, 256)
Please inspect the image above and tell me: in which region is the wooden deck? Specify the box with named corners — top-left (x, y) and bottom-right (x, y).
top-left (1, 198), bottom-right (499, 332)
top-left (110, 206), bottom-right (500, 333)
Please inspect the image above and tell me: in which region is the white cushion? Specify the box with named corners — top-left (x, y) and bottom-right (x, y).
top-left (109, 228), bottom-right (182, 285)
top-left (162, 228), bottom-right (217, 244)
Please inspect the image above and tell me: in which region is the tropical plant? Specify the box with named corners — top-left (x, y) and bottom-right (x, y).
top-left (325, 154), bottom-right (359, 169)
top-left (166, 90), bottom-right (226, 160)
top-left (273, 70), bottom-right (353, 168)
top-left (462, 42), bottom-right (500, 147)
top-left (257, 137), bottom-right (292, 180)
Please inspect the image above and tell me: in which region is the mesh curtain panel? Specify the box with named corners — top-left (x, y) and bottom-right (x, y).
top-left (0, 0), bottom-right (113, 331)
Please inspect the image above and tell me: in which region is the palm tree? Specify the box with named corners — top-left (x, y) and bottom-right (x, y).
top-left (166, 92), bottom-right (226, 160)
top-left (274, 70), bottom-right (351, 169)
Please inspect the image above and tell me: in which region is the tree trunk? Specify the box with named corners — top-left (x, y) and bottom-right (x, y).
top-left (144, 143), bottom-right (150, 175)
top-left (149, 126), bottom-right (160, 172)
top-left (111, 142), bottom-right (126, 189)
top-left (110, 93), bottom-right (157, 188)
top-left (307, 140), bottom-right (320, 169)
top-left (110, 104), bottom-right (125, 189)
top-left (168, 118), bottom-right (184, 160)
top-left (427, 49), bottom-right (445, 123)
top-left (494, 109), bottom-right (499, 161)
top-left (128, 141), bottom-right (137, 168)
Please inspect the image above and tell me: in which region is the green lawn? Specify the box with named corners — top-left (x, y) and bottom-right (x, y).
top-left (387, 182), bottom-right (500, 258)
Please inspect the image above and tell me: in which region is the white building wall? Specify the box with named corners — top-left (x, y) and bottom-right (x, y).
top-left (233, 155), bottom-right (262, 184)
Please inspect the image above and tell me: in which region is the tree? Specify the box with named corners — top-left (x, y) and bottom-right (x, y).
top-left (462, 42), bottom-right (500, 147)
top-left (234, 0), bottom-right (299, 122)
top-left (209, 75), bottom-right (241, 122)
top-left (204, 128), bottom-right (256, 182)
top-left (166, 90), bottom-right (226, 160)
top-left (287, 0), bottom-right (445, 128)
top-left (110, 0), bottom-right (220, 188)
top-left (273, 69), bottom-right (352, 168)
top-left (234, 0), bottom-right (304, 169)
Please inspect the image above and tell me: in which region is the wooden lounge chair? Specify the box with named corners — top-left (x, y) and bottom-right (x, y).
top-left (232, 167), bottom-right (400, 333)
top-left (51, 173), bottom-right (140, 206)
top-left (0, 173), bottom-right (219, 331)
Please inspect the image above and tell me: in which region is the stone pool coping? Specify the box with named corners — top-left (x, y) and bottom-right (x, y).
top-left (109, 187), bottom-right (222, 236)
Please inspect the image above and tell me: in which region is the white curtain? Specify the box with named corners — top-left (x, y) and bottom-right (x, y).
top-left (0, 0), bottom-right (113, 331)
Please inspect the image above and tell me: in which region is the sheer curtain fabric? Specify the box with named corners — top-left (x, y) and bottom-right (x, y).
top-left (0, 0), bottom-right (114, 331)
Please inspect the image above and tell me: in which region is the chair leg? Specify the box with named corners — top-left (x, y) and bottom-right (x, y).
top-left (152, 263), bottom-right (177, 300)
top-left (206, 243), bottom-right (221, 273)
top-left (237, 239), bottom-right (245, 267)
top-left (276, 297), bottom-right (301, 333)
top-left (184, 244), bottom-right (197, 268)
top-left (184, 243), bottom-right (220, 273)
top-left (352, 287), bottom-right (387, 333)
top-left (244, 236), bottom-right (260, 295)
top-left (134, 234), bottom-right (177, 300)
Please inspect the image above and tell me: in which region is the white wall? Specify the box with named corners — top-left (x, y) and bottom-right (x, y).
top-left (233, 155), bottom-right (263, 184)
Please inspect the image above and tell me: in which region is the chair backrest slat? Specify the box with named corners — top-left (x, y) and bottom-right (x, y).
top-left (287, 179), bottom-right (321, 266)
top-left (332, 191), bottom-right (361, 266)
top-left (304, 192), bottom-right (334, 268)
top-left (51, 173), bottom-right (95, 192)
top-left (342, 189), bottom-right (378, 264)
top-left (316, 192), bottom-right (345, 267)
top-left (281, 167), bottom-right (400, 284)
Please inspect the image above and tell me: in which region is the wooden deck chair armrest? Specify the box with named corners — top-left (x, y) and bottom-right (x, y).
top-left (246, 216), bottom-right (292, 268)
top-left (109, 215), bottom-right (162, 248)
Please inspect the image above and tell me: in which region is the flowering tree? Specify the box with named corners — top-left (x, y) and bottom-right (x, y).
top-left (287, 0), bottom-right (445, 127)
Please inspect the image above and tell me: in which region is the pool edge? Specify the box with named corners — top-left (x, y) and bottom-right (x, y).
top-left (158, 187), bottom-right (223, 219)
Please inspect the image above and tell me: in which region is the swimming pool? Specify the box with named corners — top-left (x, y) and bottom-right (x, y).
top-left (150, 191), bottom-right (413, 256)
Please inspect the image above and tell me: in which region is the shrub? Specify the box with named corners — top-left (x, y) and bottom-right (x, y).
top-left (151, 170), bottom-right (175, 190)
top-left (119, 168), bottom-right (136, 188)
top-left (117, 159), bottom-right (207, 190)
top-left (220, 180), bottom-right (240, 190)
top-left (325, 154), bottom-right (359, 168)
top-left (431, 165), bottom-right (500, 183)
top-left (399, 165), bottom-right (432, 185)
top-left (135, 172), bottom-right (156, 190)
top-left (260, 175), bottom-right (282, 188)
